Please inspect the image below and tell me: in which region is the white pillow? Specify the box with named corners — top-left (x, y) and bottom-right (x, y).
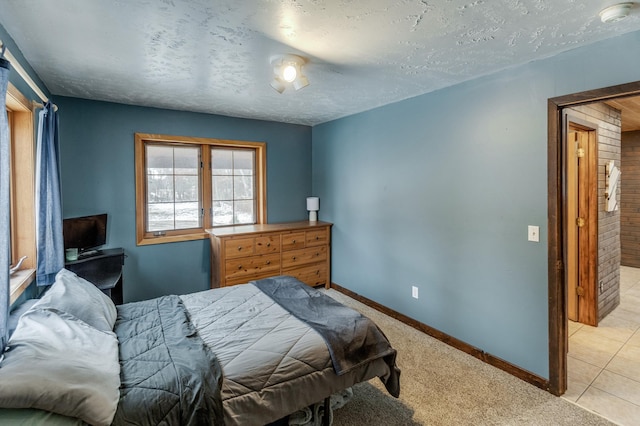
top-left (0, 309), bottom-right (120, 426)
top-left (30, 268), bottom-right (116, 332)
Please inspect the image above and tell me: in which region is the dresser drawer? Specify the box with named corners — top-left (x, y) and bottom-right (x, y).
top-left (225, 270), bottom-right (282, 287)
top-left (255, 235), bottom-right (280, 254)
top-left (224, 237), bottom-right (255, 259)
top-left (282, 232), bottom-right (306, 251)
top-left (287, 263), bottom-right (327, 287)
top-left (305, 229), bottom-right (328, 247)
top-left (225, 253), bottom-right (280, 280)
top-left (282, 246), bottom-right (327, 269)
top-left (225, 274), bottom-right (261, 287)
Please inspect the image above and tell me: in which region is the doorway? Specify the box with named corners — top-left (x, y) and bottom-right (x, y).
top-left (548, 81), bottom-right (640, 396)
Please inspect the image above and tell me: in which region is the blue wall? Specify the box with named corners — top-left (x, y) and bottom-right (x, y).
top-left (55, 97), bottom-right (312, 302)
top-left (312, 30), bottom-right (640, 379)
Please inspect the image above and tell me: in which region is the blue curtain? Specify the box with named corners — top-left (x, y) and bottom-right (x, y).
top-left (0, 50), bottom-right (11, 354)
top-left (35, 101), bottom-right (64, 286)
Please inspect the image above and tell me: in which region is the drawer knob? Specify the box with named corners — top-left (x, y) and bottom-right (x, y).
top-left (266, 260), bottom-right (271, 265)
top-left (267, 243), bottom-right (271, 247)
top-left (292, 239), bottom-right (296, 244)
top-left (315, 270), bottom-right (320, 275)
top-left (238, 265), bottom-right (243, 269)
top-left (292, 256), bottom-right (297, 261)
top-left (315, 252), bottom-right (319, 257)
top-left (316, 236), bottom-right (319, 240)
top-left (237, 246), bottom-right (242, 251)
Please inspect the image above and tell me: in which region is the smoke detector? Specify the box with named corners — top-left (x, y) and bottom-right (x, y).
top-left (599, 3), bottom-right (633, 23)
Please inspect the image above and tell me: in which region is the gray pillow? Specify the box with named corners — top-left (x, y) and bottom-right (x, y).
top-left (8, 299), bottom-right (38, 337)
top-left (30, 268), bottom-right (116, 332)
top-left (0, 309), bottom-right (120, 426)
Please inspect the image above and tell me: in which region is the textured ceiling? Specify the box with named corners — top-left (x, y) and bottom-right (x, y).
top-left (1, 0), bottom-right (640, 126)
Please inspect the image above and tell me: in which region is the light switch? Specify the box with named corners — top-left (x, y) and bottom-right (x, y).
top-left (528, 225), bottom-right (540, 242)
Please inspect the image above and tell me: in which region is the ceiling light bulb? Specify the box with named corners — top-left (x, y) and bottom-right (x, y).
top-left (599, 3), bottom-right (633, 23)
top-left (282, 64), bottom-right (297, 82)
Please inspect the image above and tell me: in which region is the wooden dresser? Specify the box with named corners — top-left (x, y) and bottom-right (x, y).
top-left (207, 221), bottom-right (332, 289)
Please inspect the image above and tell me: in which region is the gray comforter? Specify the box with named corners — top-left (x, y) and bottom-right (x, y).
top-left (181, 280), bottom-right (398, 426)
top-left (253, 276), bottom-right (400, 397)
top-left (112, 295), bottom-right (224, 426)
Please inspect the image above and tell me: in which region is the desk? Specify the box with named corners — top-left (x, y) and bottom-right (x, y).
top-left (65, 248), bottom-right (124, 304)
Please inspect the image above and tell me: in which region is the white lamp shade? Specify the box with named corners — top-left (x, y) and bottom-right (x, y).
top-left (306, 197), bottom-right (319, 211)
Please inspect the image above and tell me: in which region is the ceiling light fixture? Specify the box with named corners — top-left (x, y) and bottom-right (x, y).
top-left (270, 54), bottom-right (309, 94)
top-left (599, 3), bottom-right (633, 23)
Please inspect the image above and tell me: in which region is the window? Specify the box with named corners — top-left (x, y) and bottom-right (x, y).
top-left (6, 83), bottom-right (37, 304)
top-left (135, 133), bottom-right (266, 246)
top-left (146, 144), bottom-right (201, 232)
top-left (211, 147), bottom-right (256, 226)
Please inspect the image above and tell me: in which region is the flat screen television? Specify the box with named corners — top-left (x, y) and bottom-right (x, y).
top-left (63, 213), bottom-right (107, 254)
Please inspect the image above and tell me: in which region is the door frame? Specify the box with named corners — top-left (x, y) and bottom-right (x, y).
top-left (548, 81), bottom-right (640, 396)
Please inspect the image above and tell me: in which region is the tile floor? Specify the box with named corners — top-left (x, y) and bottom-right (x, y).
top-left (564, 265), bottom-right (640, 425)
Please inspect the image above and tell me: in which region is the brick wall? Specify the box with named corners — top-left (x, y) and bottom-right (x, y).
top-left (621, 130), bottom-right (640, 268)
top-left (567, 103), bottom-right (621, 322)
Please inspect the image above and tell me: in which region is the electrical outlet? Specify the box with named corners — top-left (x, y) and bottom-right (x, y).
top-left (528, 225), bottom-right (540, 242)
top-left (412, 286), bottom-right (419, 299)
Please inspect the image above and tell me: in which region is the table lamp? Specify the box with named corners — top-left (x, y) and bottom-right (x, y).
top-left (307, 197), bottom-right (319, 222)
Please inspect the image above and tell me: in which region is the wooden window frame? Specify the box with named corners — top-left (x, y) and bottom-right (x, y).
top-left (6, 82), bottom-right (36, 304)
top-left (135, 133), bottom-right (267, 246)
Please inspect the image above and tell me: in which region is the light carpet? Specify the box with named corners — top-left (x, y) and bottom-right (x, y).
top-left (323, 289), bottom-right (614, 426)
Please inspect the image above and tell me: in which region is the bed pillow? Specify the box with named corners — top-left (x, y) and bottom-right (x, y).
top-left (30, 268), bottom-right (116, 332)
top-left (8, 299), bottom-right (38, 338)
top-left (0, 308), bottom-right (120, 426)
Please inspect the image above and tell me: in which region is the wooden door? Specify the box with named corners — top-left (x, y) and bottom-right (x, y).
top-left (566, 124), bottom-right (598, 326)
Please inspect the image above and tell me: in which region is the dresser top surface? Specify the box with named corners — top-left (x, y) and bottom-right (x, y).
top-left (206, 221), bottom-right (332, 238)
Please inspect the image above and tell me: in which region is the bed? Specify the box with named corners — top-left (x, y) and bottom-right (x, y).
top-left (0, 269), bottom-right (400, 425)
